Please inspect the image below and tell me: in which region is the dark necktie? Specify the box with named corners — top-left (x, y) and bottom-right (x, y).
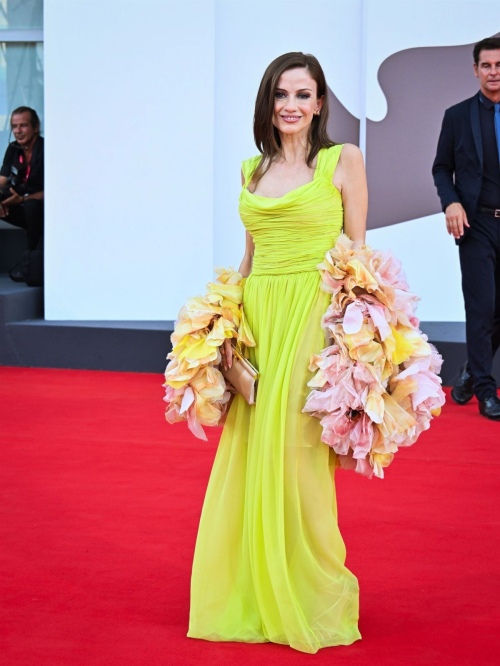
top-left (495, 103), bottom-right (500, 166)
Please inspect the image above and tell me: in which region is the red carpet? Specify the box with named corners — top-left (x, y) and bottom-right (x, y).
top-left (1, 366), bottom-right (499, 666)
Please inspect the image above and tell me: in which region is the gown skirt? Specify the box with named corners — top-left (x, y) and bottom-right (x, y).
top-left (187, 145), bottom-right (361, 654)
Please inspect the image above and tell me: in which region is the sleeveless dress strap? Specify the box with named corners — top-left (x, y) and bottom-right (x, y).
top-left (241, 155), bottom-right (262, 188)
top-left (317, 144), bottom-right (344, 184)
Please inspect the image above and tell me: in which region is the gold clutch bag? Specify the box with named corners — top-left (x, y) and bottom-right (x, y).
top-left (221, 345), bottom-right (259, 405)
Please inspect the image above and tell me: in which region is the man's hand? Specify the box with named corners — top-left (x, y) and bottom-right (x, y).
top-left (0, 203), bottom-right (8, 217)
top-left (445, 202), bottom-right (470, 239)
top-left (1, 188), bottom-right (24, 207)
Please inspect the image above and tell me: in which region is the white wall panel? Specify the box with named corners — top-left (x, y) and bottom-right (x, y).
top-left (44, 0), bottom-right (215, 319)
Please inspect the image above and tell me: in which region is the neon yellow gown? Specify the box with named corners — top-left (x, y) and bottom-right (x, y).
top-left (187, 144), bottom-right (361, 654)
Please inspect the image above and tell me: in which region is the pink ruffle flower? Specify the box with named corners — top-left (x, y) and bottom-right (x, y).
top-left (303, 234), bottom-right (445, 478)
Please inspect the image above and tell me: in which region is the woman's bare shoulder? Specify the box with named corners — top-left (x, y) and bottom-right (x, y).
top-left (334, 143), bottom-right (366, 190)
top-left (338, 143), bottom-right (363, 163)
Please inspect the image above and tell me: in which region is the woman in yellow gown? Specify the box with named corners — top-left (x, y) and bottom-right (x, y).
top-left (187, 52), bottom-right (368, 654)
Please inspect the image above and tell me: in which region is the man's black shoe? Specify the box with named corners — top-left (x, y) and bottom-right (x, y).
top-left (9, 266), bottom-right (28, 282)
top-left (450, 363), bottom-right (474, 405)
top-left (478, 394), bottom-right (500, 421)
top-left (9, 251), bottom-right (30, 283)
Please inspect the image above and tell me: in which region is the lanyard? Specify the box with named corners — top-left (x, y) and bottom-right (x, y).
top-left (18, 153), bottom-right (32, 182)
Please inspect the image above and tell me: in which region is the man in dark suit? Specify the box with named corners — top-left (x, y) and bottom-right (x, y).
top-left (433, 36), bottom-right (500, 420)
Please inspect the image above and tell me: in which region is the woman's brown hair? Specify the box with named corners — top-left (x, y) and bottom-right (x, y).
top-left (251, 52), bottom-right (335, 187)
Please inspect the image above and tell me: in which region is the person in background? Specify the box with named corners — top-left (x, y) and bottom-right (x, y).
top-left (0, 106), bottom-right (44, 283)
top-left (432, 36), bottom-right (500, 421)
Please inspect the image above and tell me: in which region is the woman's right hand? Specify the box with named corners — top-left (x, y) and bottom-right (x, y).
top-left (221, 338), bottom-right (233, 371)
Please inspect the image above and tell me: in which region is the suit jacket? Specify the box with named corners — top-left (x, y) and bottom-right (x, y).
top-left (432, 91), bottom-right (484, 245)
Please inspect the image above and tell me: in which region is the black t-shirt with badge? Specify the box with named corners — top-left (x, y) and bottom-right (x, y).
top-left (0, 135), bottom-right (44, 194)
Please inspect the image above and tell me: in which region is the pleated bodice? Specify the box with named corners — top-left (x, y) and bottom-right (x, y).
top-left (239, 145), bottom-right (344, 275)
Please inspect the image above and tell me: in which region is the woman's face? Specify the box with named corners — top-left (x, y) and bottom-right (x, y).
top-left (272, 67), bottom-right (323, 137)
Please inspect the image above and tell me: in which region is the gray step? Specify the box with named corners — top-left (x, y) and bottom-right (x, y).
top-left (0, 273), bottom-right (44, 365)
top-left (0, 274), bottom-right (43, 323)
top-left (4, 319), bottom-right (174, 372)
top-left (0, 270), bottom-right (174, 371)
top-left (412, 322), bottom-right (500, 387)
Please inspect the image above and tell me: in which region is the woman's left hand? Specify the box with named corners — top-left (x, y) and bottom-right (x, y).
top-left (221, 338), bottom-right (233, 371)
